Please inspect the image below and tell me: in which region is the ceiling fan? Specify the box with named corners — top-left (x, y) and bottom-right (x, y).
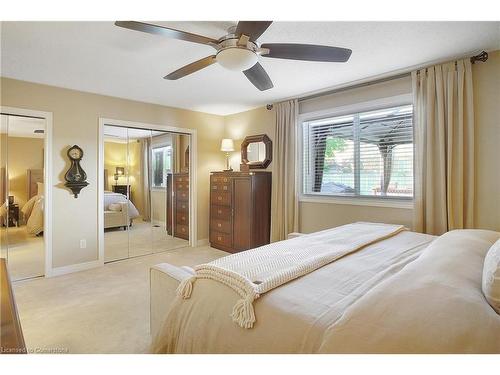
top-left (114, 21), bottom-right (352, 91)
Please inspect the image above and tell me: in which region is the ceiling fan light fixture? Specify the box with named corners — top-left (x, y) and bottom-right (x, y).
top-left (216, 47), bottom-right (258, 71)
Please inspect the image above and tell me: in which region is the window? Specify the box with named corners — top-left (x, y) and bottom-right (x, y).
top-left (302, 104), bottom-right (413, 199)
top-left (151, 145), bottom-right (172, 188)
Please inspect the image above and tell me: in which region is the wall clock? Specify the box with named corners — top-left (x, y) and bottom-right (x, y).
top-left (64, 145), bottom-right (89, 198)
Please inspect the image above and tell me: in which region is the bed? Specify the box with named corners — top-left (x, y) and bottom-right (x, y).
top-left (104, 191), bottom-right (140, 230)
top-left (21, 170), bottom-right (45, 235)
top-left (149, 223), bottom-right (500, 353)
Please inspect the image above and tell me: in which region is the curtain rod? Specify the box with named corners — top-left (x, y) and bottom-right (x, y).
top-left (266, 51), bottom-right (489, 109)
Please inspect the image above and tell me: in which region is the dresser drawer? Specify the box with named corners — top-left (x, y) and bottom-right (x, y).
top-left (211, 183), bottom-right (231, 193)
top-left (175, 224), bottom-right (189, 239)
top-left (176, 181), bottom-right (189, 191)
top-left (211, 175), bottom-right (230, 184)
top-left (210, 191), bottom-right (231, 206)
top-left (211, 219), bottom-right (231, 234)
top-left (176, 190), bottom-right (189, 201)
top-left (211, 205), bottom-right (231, 220)
top-left (176, 212), bottom-right (189, 225)
top-left (210, 230), bottom-right (232, 248)
top-left (176, 201), bottom-right (188, 212)
top-left (174, 176), bottom-right (188, 183)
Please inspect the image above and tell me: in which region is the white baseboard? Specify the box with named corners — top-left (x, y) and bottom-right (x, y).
top-left (48, 260), bottom-right (103, 277)
top-left (152, 220), bottom-right (166, 227)
top-left (196, 238), bottom-right (209, 247)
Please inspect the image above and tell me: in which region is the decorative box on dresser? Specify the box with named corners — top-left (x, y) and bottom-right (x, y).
top-left (166, 172), bottom-right (189, 240)
top-left (210, 171), bottom-right (272, 253)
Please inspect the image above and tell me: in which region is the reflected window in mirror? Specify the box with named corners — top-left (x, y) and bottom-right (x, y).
top-left (152, 145), bottom-right (172, 188)
top-left (241, 134), bottom-right (272, 169)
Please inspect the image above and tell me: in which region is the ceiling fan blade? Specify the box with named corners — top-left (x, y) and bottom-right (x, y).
top-left (115, 21), bottom-right (218, 47)
top-left (164, 55), bottom-right (217, 80)
top-left (243, 63), bottom-right (273, 91)
top-left (261, 43), bottom-right (352, 62)
top-left (235, 21), bottom-right (272, 41)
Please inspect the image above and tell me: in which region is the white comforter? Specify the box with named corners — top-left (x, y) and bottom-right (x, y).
top-left (152, 228), bottom-right (500, 353)
top-left (104, 191), bottom-right (140, 218)
top-left (21, 195), bottom-right (44, 235)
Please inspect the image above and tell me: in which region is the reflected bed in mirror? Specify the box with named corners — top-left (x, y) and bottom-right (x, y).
top-left (241, 134), bottom-right (272, 169)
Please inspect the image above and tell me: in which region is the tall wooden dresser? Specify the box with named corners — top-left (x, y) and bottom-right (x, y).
top-left (209, 171), bottom-right (272, 253)
top-left (166, 172), bottom-right (189, 240)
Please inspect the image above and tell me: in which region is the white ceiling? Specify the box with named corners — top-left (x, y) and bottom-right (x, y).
top-left (1, 115), bottom-right (45, 138)
top-left (1, 21), bottom-right (499, 115)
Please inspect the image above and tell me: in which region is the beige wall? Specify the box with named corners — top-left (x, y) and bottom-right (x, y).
top-left (151, 190), bottom-right (166, 224)
top-left (104, 140), bottom-right (143, 214)
top-left (298, 76), bottom-right (414, 233)
top-left (224, 57), bottom-right (500, 233)
top-left (1, 50), bottom-right (497, 269)
top-left (472, 50), bottom-right (500, 231)
top-left (1, 77), bottom-right (225, 269)
top-left (7, 136), bottom-right (44, 207)
top-left (223, 79), bottom-right (415, 234)
top-left (223, 106), bottom-right (276, 171)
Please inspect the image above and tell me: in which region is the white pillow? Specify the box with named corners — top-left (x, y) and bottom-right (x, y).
top-left (482, 239), bottom-right (500, 314)
top-left (108, 203), bottom-right (122, 212)
top-left (37, 182), bottom-right (45, 195)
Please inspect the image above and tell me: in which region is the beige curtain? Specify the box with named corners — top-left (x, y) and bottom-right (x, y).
top-left (270, 99), bottom-right (299, 242)
top-left (140, 138), bottom-right (152, 221)
top-left (412, 58), bottom-right (475, 235)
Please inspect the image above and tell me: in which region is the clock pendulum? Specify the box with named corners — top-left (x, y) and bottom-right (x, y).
top-left (64, 145), bottom-right (89, 198)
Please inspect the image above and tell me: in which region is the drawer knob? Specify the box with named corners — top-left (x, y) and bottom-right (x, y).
top-left (182, 228), bottom-right (185, 232)
top-left (217, 236), bottom-right (222, 241)
top-left (218, 209), bottom-right (222, 214)
top-left (182, 216), bottom-right (185, 220)
top-left (217, 223), bottom-right (221, 227)
top-left (182, 205), bottom-right (186, 209)
top-left (217, 196), bottom-right (222, 201)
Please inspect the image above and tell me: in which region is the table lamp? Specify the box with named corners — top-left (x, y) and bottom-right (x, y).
top-left (220, 138), bottom-right (234, 171)
top-left (114, 166), bottom-right (125, 185)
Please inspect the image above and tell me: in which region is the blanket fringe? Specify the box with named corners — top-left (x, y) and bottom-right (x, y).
top-left (231, 296), bottom-right (257, 329)
top-left (176, 276), bottom-right (196, 299)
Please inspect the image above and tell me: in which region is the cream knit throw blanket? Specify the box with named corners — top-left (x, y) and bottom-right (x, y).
top-left (177, 222), bottom-right (406, 328)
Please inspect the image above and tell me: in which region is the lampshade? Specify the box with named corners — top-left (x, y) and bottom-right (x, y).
top-left (220, 138), bottom-right (235, 152)
top-left (216, 48), bottom-right (258, 71)
top-left (115, 167), bottom-right (125, 176)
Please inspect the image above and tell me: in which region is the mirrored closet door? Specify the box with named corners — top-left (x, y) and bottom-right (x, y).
top-left (0, 114), bottom-right (46, 280)
top-left (103, 124), bottom-right (190, 263)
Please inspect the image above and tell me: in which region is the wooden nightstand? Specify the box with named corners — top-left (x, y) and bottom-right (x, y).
top-left (7, 204), bottom-right (19, 227)
top-left (112, 185), bottom-right (131, 198)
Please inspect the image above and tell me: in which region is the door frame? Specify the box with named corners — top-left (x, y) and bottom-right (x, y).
top-left (98, 117), bottom-right (198, 264)
top-left (1, 106), bottom-right (53, 278)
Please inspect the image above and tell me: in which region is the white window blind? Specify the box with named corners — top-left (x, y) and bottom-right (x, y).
top-left (302, 104), bottom-right (413, 199)
top-left (152, 145), bottom-right (172, 188)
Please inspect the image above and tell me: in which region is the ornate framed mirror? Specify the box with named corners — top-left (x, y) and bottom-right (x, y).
top-left (241, 134), bottom-right (272, 169)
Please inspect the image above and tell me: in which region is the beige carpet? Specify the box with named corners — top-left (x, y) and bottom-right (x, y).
top-left (12, 245), bottom-right (227, 354)
top-left (104, 219), bottom-right (189, 262)
top-left (1, 225), bottom-right (44, 280)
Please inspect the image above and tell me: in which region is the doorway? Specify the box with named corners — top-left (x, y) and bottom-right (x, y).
top-left (99, 119), bottom-right (196, 263)
top-left (0, 107), bottom-right (52, 280)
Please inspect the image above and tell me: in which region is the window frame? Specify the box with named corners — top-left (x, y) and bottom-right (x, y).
top-left (298, 94), bottom-right (414, 209)
top-left (151, 143), bottom-right (173, 190)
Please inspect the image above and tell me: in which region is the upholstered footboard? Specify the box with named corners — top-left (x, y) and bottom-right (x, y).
top-left (150, 263), bottom-right (195, 338)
